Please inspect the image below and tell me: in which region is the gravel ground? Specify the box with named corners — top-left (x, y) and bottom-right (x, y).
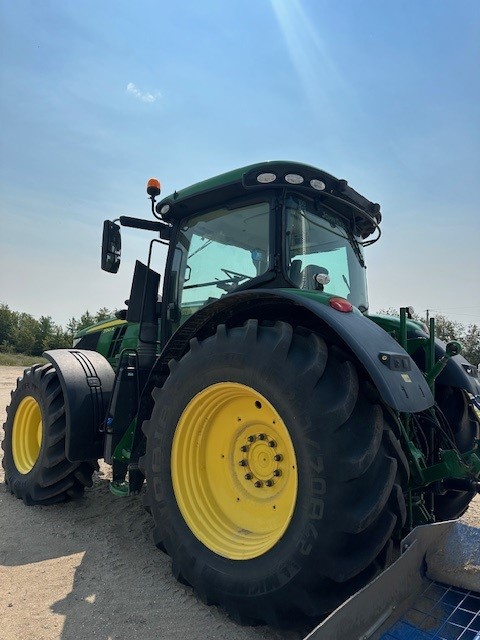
top-left (1, 365), bottom-right (478, 640)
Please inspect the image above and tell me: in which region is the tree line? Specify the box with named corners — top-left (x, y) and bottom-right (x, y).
top-left (438, 317), bottom-right (480, 364)
top-left (0, 302), bottom-right (479, 365)
top-left (0, 303), bottom-right (113, 357)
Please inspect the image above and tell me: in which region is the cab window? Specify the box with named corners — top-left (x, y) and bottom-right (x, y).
top-left (172, 201), bottom-right (270, 323)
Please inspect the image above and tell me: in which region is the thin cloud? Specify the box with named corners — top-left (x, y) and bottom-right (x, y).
top-left (126, 82), bottom-right (160, 103)
top-left (270, 0), bottom-right (351, 107)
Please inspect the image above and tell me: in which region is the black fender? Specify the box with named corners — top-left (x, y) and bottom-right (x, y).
top-left (158, 290), bottom-right (434, 413)
top-left (43, 349), bottom-right (115, 461)
top-left (435, 339), bottom-right (480, 396)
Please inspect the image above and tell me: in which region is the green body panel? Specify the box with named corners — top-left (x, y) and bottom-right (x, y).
top-left (112, 323), bottom-right (140, 367)
top-left (96, 323), bottom-right (125, 360)
top-left (366, 313), bottom-right (427, 342)
top-left (75, 318), bottom-right (125, 340)
top-left (113, 418), bottom-right (137, 463)
top-left (157, 161), bottom-right (324, 209)
top-left (74, 318), bottom-right (141, 369)
top-left (160, 164), bottom-right (255, 203)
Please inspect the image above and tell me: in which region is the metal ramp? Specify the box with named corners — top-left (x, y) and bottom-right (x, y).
top-left (304, 521), bottom-right (480, 640)
top-left (381, 581), bottom-right (480, 639)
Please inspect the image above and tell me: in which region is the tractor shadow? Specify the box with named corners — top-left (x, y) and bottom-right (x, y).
top-left (1, 472), bottom-right (305, 640)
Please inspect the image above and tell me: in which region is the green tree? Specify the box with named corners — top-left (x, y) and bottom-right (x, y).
top-left (0, 303), bottom-right (14, 350)
top-left (462, 324), bottom-right (480, 366)
top-left (95, 307), bottom-right (112, 322)
top-left (77, 311), bottom-right (95, 331)
top-left (1, 305), bottom-right (116, 355)
top-left (50, 326), bottom-right (71, 350)
top-left (66, 317), bottom-right (79, 337)
top-left (11, 313), bottom-right (38, 354)
top-left (431, 314), bottom-right (464, 343)
top-left (35, 315), bottom-right (56, 354)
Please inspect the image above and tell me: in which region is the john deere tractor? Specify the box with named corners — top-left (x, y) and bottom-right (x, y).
top-left (3, 162), bottom-right (480, 627)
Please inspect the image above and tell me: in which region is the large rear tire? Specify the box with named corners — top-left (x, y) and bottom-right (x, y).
top-left (2, 364), bottom-right (97, 505)
top-left (141, 321), bottom-right (408, 626)
top-left (434, 385), bottom-right (479, 521)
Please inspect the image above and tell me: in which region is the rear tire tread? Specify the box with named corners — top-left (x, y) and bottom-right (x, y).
top-left (2, 363), bottom-right (95, 505)
top-left (142, 321), bottom-right (408, 626)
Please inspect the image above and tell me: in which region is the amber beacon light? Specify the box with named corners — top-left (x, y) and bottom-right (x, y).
top-left (147, 178), bottom-right (161, 198)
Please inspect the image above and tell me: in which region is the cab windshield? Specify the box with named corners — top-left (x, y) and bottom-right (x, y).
top-left (284, 194), bottom-right (368, 311)
top-left (172, 201), bottom-right (270, 324)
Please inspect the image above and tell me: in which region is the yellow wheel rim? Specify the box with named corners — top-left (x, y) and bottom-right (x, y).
top-left (12, 396), bottom-right (43, 474)
top-left (172, 382), bottom-right (298, 560)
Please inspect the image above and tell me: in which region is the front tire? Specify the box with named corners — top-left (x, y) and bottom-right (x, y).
top-left (141, 321), bottom-right (408, 626)
top-left (2, 364), bottom-right (97, 505)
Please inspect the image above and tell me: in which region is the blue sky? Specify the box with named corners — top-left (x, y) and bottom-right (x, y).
top-left (1, 0), bottom-right (479, 327)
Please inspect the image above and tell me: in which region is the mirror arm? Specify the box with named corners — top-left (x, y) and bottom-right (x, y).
top-left (119, 216), bottom-right (164, 232)
top-left (119, 216), bottom-right (171, 240)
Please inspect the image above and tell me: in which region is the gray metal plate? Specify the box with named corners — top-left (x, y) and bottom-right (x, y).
top-left (380, 582), bottom-right (480, 640)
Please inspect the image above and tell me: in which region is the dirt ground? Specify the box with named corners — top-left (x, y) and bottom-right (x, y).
top-left (1, 365), bottom-right (479, 640)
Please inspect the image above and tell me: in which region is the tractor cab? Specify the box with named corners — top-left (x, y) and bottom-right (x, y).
top-left (101, 161), bottom-right (380, 344)
top-left (163, 191), bottom-right (371, 337)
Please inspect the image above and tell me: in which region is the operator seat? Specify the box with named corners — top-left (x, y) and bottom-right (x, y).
top-left (296, 264), bottom-right (330, 291)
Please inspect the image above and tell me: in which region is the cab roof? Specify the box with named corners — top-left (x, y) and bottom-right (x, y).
top-left (155, 161), bottom-right (382, 239)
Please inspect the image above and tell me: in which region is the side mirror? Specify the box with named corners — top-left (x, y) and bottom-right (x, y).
top-left (101, 220), bottom-right (121, 273)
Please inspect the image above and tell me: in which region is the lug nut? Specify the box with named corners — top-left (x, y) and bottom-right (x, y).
top-left (265, 479), bottom-right (274, 487)
top-left (268, 440), bottom-right (276, 448)
top-left (273, 469), bottom-right (282, 477)
top-left (239, 460), bottom-right (247, 467)
top-left (244, 473), bottom-right (253, 480)
top-left (274, 454), bottom-right (283, 462)
top-left (247, 435), bottom-right (256, 443)
top-left (254, 480), bottom-right (263, 488)
top-left (258, 433), bottom-right (266, 440)
top-left (240, 445), bottom-right (248, 452)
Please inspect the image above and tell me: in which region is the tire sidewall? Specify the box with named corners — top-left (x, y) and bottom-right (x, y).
top-left (3, 369), bottom-right (50, 493)
top-left (147, 333), bottom-right (339, 599)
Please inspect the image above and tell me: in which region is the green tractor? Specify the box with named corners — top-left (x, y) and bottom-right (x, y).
top-left (3, 162), bottom-right (480, 627)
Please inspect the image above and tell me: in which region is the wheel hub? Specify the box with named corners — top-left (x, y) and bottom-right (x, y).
top-left (171, 382), bottom-right (298, 560)
top-left (236, 432), bottom-right (284, 489)
top-left (12, 395), bottom-right (43, 474)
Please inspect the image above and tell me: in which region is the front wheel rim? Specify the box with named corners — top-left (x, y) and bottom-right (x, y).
top-left (12, 396), bottom-right (43, 474)
top-left (171, 382), bottom-right (298, 560)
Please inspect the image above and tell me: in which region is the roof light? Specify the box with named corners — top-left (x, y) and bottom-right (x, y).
top-left (285, 173), bottom-right (304, 185)
top-left (310, 179), bottom-right (326, 191)
top-left (257, 172), bottom-right (276, 184)
top-left (329, 297), bottom-right (353, 313)
top-left (147, 178), bottom-right (161, 197)
top-left (159, 204), bottom-right (170, 215)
